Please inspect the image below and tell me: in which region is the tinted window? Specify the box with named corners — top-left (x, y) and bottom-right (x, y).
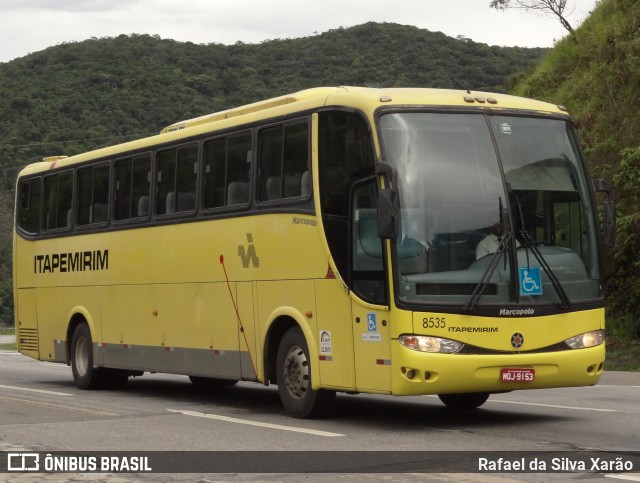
top-left (43, 171), bottom-right (73, 231)
top-left (77, 163), bottom-right (109, 226)
top-left (203, 133), bottom-right (252, 208)
top-left (318, 111), bottom-right (375, 281)
top-left (156, 145), bottom-right (198, 215)
top-left (114, 154), bottom-right (151, 220)
top-left (258, 121), bottom-right (309, 201)
top-left (17, 178), bottom-right (41, 234)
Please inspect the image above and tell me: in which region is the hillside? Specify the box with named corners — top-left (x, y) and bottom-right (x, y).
top-left (0, 22), bottom-right (549, 325)
top-left (511, 0), bottom-right (640, 318)
top-left (0, 23), bottom-right (546, 191)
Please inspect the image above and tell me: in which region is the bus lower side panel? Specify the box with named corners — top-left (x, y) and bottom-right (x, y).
top-left (54, 340), bottom-right (256, 381)
top-left (100, 344), bottom-right (255, 380)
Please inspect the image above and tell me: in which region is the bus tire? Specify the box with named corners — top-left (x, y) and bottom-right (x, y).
top-left (438, 392), bottom-right (490, 410)
top-left (70, 323), bottom-right (105, 390)
top-left (276, 327), bottom-right (335, 419)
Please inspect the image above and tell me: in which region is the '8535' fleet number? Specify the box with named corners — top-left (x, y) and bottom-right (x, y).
top-left (422, 316), bottom-right (446, 329)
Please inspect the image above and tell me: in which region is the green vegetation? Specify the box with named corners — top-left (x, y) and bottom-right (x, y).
top-left (0, 327), bottom-right (16, 351)
top-left (0, 23), bottom-right (546, 192)
top-left (511, 0), bottom-right (640, 327)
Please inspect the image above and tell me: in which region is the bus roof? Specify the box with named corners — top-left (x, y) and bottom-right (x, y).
top-left (19, 86), bottom-right (569, 177)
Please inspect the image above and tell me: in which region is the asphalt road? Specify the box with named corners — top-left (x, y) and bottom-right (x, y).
top-left (0, 349), bottom-right (639, 482)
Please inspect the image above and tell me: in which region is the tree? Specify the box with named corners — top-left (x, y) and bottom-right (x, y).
top-left (490, 0), bottom-right (574, 33)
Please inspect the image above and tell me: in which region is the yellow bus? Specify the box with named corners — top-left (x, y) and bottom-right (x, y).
top-left (13, 86), bottom-right (614, 418)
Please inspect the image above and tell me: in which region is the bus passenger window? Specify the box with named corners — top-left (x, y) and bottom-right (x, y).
top-left (258, 121), bottom-right (309, 202)
top-left (114, 154), bottom-right (150, 221)
top-left (204, 138), bottom-right (227, 209)
top-left (17, 178), bottom-right (41, 234)
top-left (203, 132), bottom-right (252, 208)
top-left (77, 163), bottom-right (109, 226)
top-left (43, 171), bottom-right (73, 231)
top-left (156, 145), bottom-right (198, 215)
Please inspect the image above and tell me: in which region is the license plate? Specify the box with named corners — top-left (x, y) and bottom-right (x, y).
top-left (501, 368), bottom-right (535, 383)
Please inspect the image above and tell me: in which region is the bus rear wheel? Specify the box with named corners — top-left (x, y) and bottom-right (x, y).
top-left (71, 323), bottom-right (105, 389)
top-left (276, 327), bottom-right (335, 418)
top-left (438, 392), bottom-right (490, 410)
top-left (71, 324), bottom-right (129, 390)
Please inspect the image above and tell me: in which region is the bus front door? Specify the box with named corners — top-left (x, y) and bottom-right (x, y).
top-left (351, 301), bottom-right (391, 392)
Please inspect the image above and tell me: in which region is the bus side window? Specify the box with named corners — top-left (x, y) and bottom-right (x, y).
top-left (318, 110), bottom-right (375, 283)
top-left (203, 132), bottom-right (252, 209)
top-left (156, 144), bottom-right (199, 215)
top-left (258, 121), bottom-right (309, 202)
top-left (77, 163), bottom-right (109, 226)
top-left (203, 138), bottom-right (227, 209)
top-left (175, 145), bottom-right (198, 212)
top-left (43, 171), bottom-right (73, 231)
top-left (18, 178), bottom-right (41, 235)
top-left (114, 154), bottom-right (151, 221)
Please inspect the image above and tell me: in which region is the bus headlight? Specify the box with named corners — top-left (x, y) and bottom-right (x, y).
top-left (399, 335), bottom-right (463, 354)
top-left (564, 330), bottom-right (605, 349)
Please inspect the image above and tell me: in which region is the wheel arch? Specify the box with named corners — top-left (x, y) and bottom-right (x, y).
top-left (65, 307), bottom-right (99, 366)
top-left (263, 308), bottom-right (319, 389)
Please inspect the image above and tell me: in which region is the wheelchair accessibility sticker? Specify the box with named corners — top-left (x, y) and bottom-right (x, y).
top-left (519, 267), bottom-right (543, 296)
top-left (367, 313), bottom-right (377, 332)
top-left (362, 313), bottom-right (382, 342)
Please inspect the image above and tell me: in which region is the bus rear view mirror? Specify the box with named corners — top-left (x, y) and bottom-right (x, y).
top-left (377, 188), bottom-right (399, 239)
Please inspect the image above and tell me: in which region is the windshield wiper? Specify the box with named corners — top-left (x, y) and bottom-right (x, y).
top-left (464, 231), bottom-right (511, 312)
top-left (514, 196), bottom-right (571, 310)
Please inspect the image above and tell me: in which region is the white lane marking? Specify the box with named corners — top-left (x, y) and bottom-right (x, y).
top-left (0, 384), bottom-right (72, 396)
top-left (605, 475), bottom-right (640, 481)
top-left (0, 395), bottom-right (118, 417)
top-left (488, 399), bottom-right (616, 412)
top-left (167, 409), bottom-right (345, 437)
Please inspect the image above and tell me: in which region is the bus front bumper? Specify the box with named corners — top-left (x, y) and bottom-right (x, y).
top-left (391, 342), bottom-right (605, 396)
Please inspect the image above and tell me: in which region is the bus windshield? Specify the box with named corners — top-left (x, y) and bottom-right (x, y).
top-left (379, 112), bottom-right (601, 308)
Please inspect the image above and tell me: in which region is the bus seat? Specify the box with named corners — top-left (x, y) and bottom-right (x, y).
top-left (353, 210), bottom-right (383, 271)
top-left (428, 232), bottom-right (477, 272)
top-left (397, 237), bottom-right (427, 274)
top-left (227, 182), bottom-right (249, 205)
top-left (166, 192), bottom-right (176, 214)
top-left (301, 170), bottom-right (310, 197)
top-left (266, 177), bottom-right (280, 200)
top-left (359, 212), bottom-right (382, 258)
top-left (137, 196), bottom-right (150, 217)
top-left (284, 175), bottom-right (302, 198)
top-left (92, 203), bottom-right (108, 223)
top-left (177, 192), bottom-right (196, 212)
top-left (66, 209), bottom-right (73, 228)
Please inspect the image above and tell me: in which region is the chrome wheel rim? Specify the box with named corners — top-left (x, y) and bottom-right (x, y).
top-left (75, 336), bottom-right (89, 376)
top-left (282, 345), bottom-right (309, 399)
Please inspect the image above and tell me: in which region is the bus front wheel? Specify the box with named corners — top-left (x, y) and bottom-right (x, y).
top-left (276, 327), bottom-right (335, 418)
top-left (438, 392), bottom-right (490, 410)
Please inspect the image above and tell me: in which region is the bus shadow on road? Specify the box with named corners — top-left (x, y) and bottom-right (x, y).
top-left (113, 375), bottom-right (569, 429)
